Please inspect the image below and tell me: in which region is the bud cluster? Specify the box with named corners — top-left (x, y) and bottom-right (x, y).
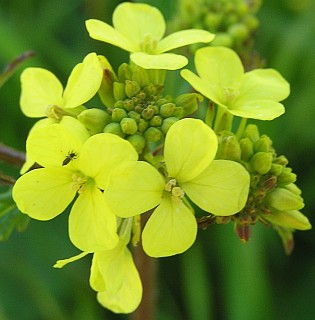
top-left (79, 62), bottom-right (202, 154)
top-left (215, 124), bottom-right (308, 251)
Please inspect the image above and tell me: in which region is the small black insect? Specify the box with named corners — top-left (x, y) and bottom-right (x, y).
top-left (62, 152), bottom-right (77, 166)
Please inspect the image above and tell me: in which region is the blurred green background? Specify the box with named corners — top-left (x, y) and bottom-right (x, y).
top-left (1, 0), bottom-right (315, 319)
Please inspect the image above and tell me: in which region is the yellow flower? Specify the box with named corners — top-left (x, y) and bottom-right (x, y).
top-left (181, 46), bottom-right (290, 120)
top-left (85, 2), bottom-right (214, 70)
top-left (104, 118), bottom-right (250, 257)
top-left (12, 117), bottom-right (141, 252)
top-left (20, 52), bottom-right (103, 120)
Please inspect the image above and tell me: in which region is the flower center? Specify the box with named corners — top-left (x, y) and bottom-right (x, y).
top-left (45, 105), bottom-right (68, 120)
top-left (223, 87), bottom-right (239, 105)
top-left (140, 34), bottom-right (158, 53)
top-left (71, 172), bottom-right (94, 194)
top-left (165, 178), bottom-right (185, 201)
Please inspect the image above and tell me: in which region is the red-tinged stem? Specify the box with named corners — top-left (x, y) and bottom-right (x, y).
top-left (0, 143), bottom-right (26, 168)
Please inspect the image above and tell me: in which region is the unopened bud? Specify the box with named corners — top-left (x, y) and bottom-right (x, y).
top-left (78, 108), bottom-right (111, 135)
top-left (173, 106), bottom-right (184, 118)
top-left (284, 183), bottom-right (302, 196)
top-left (128, 111), bottom-right (141, 122)
top-left (270, 163), bottom-right (283, 176)
top-left (240, 137), bottom-right (253, 162)
top-left (277, 167), bottom-right (297, 186)
top-left (111, 108), bottom-right (128, 122)
top-left (120, 118), bottom-right (138, 135)
top-left (242, 124), bottom-right (260, 142)
top-left (127, 133), bottom-right (146, 153)
top-left (161, 117), bottom-right (179, 134)
top-left (254, 135), bottom-right (272, 153)
top-left (228, 23), bottom-right (249, 43)
top-left (264, 209), bottom-right (311, 230)
top-left (103, 122), bottom-right (125, 138)
top-left (142, 106), bottom-right (155, 120)
top-left (144, 127), bottom-right (162, 142)
top-left (217, 131), bottom-right (241, 161)
top-left (266, 187), bottom-right (304, 211)
top-left (149, 115), bottom-right (163, 127)
top-left (250, 152), bottom-right (272, 175)
top-left (211, 32), bottom-right (233, 47)
top-left (113, 82), bottom-right (126, 101)
top-left (125, 80), bottom-right (141, 98)
top-left (138, 119), bottom-right (149, 132)
top-left (132, 66), bottom-right (150, 87)
top-left (175, 93), bottom-right (203, 117)
top-left (159, 103), bottom-right (176, 117)
top-left (118, 63), bottom-right (132, 82)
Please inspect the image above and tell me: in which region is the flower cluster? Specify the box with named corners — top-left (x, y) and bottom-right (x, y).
top-left (11, 1), bottom-right (311, 314)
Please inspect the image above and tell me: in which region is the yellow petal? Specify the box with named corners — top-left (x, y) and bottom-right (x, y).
top-left (182, 160), bottom-right (250, 216)
top-left (142, 197), bottom-right (197, 257)
top-left (104, 161), bottom-right (164, 218)
top-left (156, 29), bottom-right (215, 53)
top-left (63, 53), bottom-right (103, 109)
top-left (85, 19), bottom-right (138, 52)
top-left (78, 133), bottom-right (138, 189)
top-left (131, 52), bottom-right (187, 70)
top-left (113, 2), bottom-right (165, 46)
top-left (164, 118), bottom-right (218, 183)
top-left (12, 167), bottom-right (76, 220)
top-left (20, 67), bottom-right (63, 117)
top-left (69, 186), bottom-right (119, 252)
top-left (92, 246), bottom-right (142, 313)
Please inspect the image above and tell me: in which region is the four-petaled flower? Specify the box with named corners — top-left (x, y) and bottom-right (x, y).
top-left (85, 2), bottom-right (215, 70)
top-left (103, 118), bottom-right (250, 257)
top-left (181, 46), bottom-right (290, 120)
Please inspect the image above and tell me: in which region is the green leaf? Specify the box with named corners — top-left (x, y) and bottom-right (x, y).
top-left (0, 188), bottom-right (30, 241)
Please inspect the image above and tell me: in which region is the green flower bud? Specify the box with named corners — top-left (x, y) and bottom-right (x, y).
top-left (127, 133), bottom-right (146, 154)
top-left (132, 66), bottom-right (150, 87)
top-left (264, 209), bottom-right (311, 230)
top-left (217, 131), bottom-right (241, 161)
top-left (204, 12), bottom-right (222, 29)
top-left (113, 82), bottom-right (126, 101)
top-left (266, 187), bottom-right (304, 211)
top-left (78, 108), bottom-right (111, 135)
top-left (138, 119), bottom-right (149, 132)
top-left (143, 83), bottom-right (157, 96)
top-left (125, 80), bottom-right (141, 98)
top-left (254, 135), bottom-right (272, 153)
top-left (142, 106), bottom-right (155, 120)
top-left (111, 108), bottom-right (128, 122)
top-left (270, 163), bottom-right (283, 176)
top-left (98, 55), bottom-right (117, 108)
top-left (114, 100), bottom-right (125, 109)
top-left (240, 137), bottom-right (253, 161)
top-left (103, 122), bottom-right (125, 138)
top-left (211, 32), bottom-right (233, 47)
top-left (156, 98), bottom-right (170, 106)
top-left (250, 152), bottom-right (273, 175)
top-left (175, 93), bottom-right (203, 117)
top-left (128, 110), bottom-right (141, 122)
top-left (123, 100), bottom-right (135, 112)
top-left (243, 15), bottom-right (259, 31)
top-left (161, 117), bottom-right (179, 134)
top-left (144, 127), bottom-right (162, 142)
top-left (277, 167), bottom-right (297, 186)
top-left (242, 124), bottom-right (260, 142)
top-left (284, 183), bottom-right (302, 196)
top-left (149, 115), bottom-right (163, 127)
top-left (118, 63), bottom-right (132, 82)
top-left (120, 118), bottom-right (138, 135)
top-left (159, 103), bottom-right (176, 117)
top-left (273, 155), bottom-right (288, 166)
top-left (173, 106), bottom-right (184, 118)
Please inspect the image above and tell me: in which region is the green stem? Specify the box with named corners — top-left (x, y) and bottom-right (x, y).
top-left (213, 105), bottom-right (233, 133)
top-left (235, 117), bottom-right (248, 140)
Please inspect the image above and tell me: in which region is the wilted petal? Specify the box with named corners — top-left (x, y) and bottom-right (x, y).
top-left (142, 197), bottom-right (197, 257)
top-left (20, 68), bottom-right (63, 117)
top-left (69, 186), bottom-right (119, 252)
top-left (104, 161), bottom-right (164, 218)
top-left (157, 29), bottom-right (215, 53)
top-left (54, 252), bottom-right (89, 268)
top-left (164, 118), bottom-right (217, 183)
top-left (182, 160), bottom-right (250, 216)
top-left (131, 52), bottom-right (187, 70)
top-left (63, 53), bottom-right (103, 109)
top-left (12, 167), bottom-right (76, 220)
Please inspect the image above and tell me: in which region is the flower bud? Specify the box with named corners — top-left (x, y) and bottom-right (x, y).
top-left (228, 23), bottom-right (249, 43)
top-left (120, 118), bottom-right (138, 135)
top-left (175, 93), bottom-right (203, 117)
top-left (273, 155), bottom-right (288, 166)
top-left (132, 66), bottom-right (150, 87)
top-left (284, 183), bottom-right (302, 196)
top-left (211, 32), bottom-right (233, 47)
top-left (250, 152), bottom-right (273, 175)
top-left (161, 117), bottom-right (179, 134)
top-left (173, 106), bottom-right (184, 118)
top-left (113, 82), bottom-right (126, 101)
top-left (125, 80), bottom-right (141, 98)
top-left (254, 135), bottom-right (272, 153)
top-left (138, 118), bottom-right (149, 132)
top-left (103, 122), bottom-right (125, 138)
top-left (216, 131), bottom-right (241, 161)
top-left (277, 167), bottom-right (297, 186)
top-left (264, 209), bottom-right (311, 230)
top-left (127, 133), bottom-right (146, 153)
top-left (128, 111), bottom-right (141, 122)
top-left (118, 63), bottom-right (132, 82)
top-left (78, 108), bottom-right (111, 135)
top-left (149, 115), bottom-right (163, 127)
top-left (144, 127), bottom-right (162, 142)
top-left (159, 103), bottom-right (176, 117)
top-left (266, 187), bottom-right (304, 211)
top-left (204, 12), bottom-right (222, 29)
top-left (142, 106), bottom-right (155, 120)
top-left (269, 163), bottom-right (283, 176)
top-left (242, 124), bottom-right (260, 142)
top-left (111, 108), bottom-right (128, 122)
top-left (240, 137), bottom-right (253, 162)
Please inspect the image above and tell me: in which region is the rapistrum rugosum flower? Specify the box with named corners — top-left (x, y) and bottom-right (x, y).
top-left (85, 2), bottom-right (215, 70)
top-left (181, 46), bottom-right (290, 120)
